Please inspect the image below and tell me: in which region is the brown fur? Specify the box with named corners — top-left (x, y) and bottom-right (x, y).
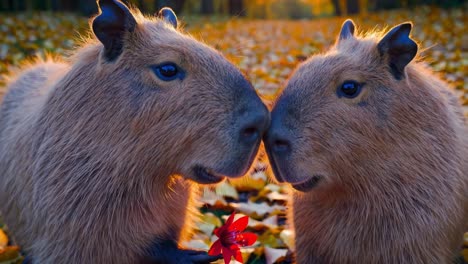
top-left (266, 21), bottom-right (468, 263)
top-left (0, 4), bottom-right (268, 264)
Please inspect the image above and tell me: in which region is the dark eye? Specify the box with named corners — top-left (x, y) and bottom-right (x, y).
top-left (338, 80), bottom-right (362, 98)
top-left (152, 63), bottom-right (183, 81)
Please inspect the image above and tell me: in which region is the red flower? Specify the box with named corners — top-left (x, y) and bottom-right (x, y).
top-left (208, 212), bottom-right (257, 264)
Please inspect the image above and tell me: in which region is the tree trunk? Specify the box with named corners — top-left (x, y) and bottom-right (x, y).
top-left (51, 0), bottom-right (59, 11)
top-left (80, 0), bottom-right (99, 16)
top-left (155, 0), bottom-right (186, 14)
top-left (13, 0), bottom-right (25, 11)
top-left (229, 0), bottom-right (244, 16)
top-left (25, 0), bottom-right (33, 12)
top-left (200, 0), bottom-right (213, 14)
top-left (331, 0), bottom-right (342, 15)
top-left (137, 0), bottom-right (146, 11)
top-left (373, 0), bottom-right (400, 10)
top-left (346, 0), bottom-right (359, 14)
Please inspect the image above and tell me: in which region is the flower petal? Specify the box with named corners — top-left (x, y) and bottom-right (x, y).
top-left (236, 232), bottom-right (257, 246)
top-left (222, 246), bottom-right (234, 264)
top-left (233, 248), bottom-right (243, 263)
top-left (208, 240), bottom-right (222, 256)
top-left (228, 243), bottom-right (240, 251)
top-left (229, 215), bottom-right (249, 232)
top-left (225, 212), bottom-right (236, 227)
top-left (213, 226), bottom-right (222, 237)
top-left (223, 245), bottom-right (241, 263)
top-left (217, 212), bottom-right (236, 238)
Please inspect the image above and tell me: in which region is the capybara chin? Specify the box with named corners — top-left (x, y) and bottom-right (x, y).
top-left (0, 1), bottom-right (269, 263)
top-left (265, 19), bottom-right (468, 264)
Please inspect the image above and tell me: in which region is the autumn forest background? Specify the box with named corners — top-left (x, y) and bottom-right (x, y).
top-left (0, 0), bottom-right (467, 263)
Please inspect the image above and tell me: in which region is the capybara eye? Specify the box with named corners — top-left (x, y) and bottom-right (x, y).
top-left (152, 62), bottom-right (182, 81)
top-left (338, 80), bottom-right (362, 98)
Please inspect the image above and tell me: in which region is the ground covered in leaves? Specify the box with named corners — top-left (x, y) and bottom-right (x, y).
top-left (0, 5), bottom-right (467, 264)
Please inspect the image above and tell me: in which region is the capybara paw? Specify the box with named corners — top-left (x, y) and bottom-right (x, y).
top-left (143, 239), bottom-right (221, 264)
top-left (143, 248), bottom-right (221, 264)
top-left (183, 249), bottom-right (222, 263)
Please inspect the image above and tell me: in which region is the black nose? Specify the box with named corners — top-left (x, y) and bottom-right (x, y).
top-left (265, 129), bottom-right (291, 153)
top-left (239, 105), bottom-right (270, 145)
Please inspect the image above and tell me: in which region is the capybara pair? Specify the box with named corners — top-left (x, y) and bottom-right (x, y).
top-left (1, 0), bottom-right (466, 263)
top-left (0, 0), bottom-right (269, 263)
top-left (265, 20), bottom-right (468, 263)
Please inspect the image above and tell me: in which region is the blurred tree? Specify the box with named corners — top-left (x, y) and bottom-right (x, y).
top-left (332, 0), bottom-right (360, 15)
top-left (229, 0), bottom-right (245, 16)
top-left (359, 0), bottom-right (368, 15)
top-left (372, 0), bottom-right (401, 10)
top-left (61, 1), bottom-right (78, 11)
top-left (286, 0), bottom-right (304, 19)
top-left (6, 0), bottom-right (25, 11)
top-left (137, 0), bottom-right (146, 11)
top-left (213, 0), bottom-right (229, 16)
top-left (340, 0), bottom-right (347, 15)
top-left (0, 0), bottom-right (464, 16)
top-left (25, 0), bottom-right (33, 12)
top-left (154, 0), bottom-right (186, 14)
top-left (183, 0), bottom-right (199, 14)
top-left (80, 0), bottom-right (99, 16)
top-left (200, 0), bottom-right (214, 14)
top-left (245, 1), bottom-right (266, 19)
top-left (407, 0), bottom-right (464, 8)
top-left (347, 0), bottom-right (360, 15)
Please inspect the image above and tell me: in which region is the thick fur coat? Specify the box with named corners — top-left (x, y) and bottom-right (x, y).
top-left (265, 20), bottom-right (468, 264)
top-left (0, 1), bottom-right (268, 263)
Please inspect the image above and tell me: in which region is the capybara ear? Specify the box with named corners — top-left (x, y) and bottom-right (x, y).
top-left (338, 19), bottom-right (356, 42)
top-left (92, 0), bottom-right (137, 61)
top-left (157, 7), bottom-right (178, 29)
top-left (377, 22), bottom-right (417, 80)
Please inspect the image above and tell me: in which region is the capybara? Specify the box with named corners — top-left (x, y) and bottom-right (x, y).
top-left (265, 19), bottom-right (468, 263)
top-left (0, 1), bottom-right (269, 263)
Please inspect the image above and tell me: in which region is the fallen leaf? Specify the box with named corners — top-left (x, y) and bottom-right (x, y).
top-left (230, 202), bottom-right (286, 218)
top-left (279, 229), bottom-right (295, 251)
top-left (0, 229), bottom-right (7, 250)
top-left (264, 246), bottom-right (288, 264)
top-left (216, 181), bottom-right (239, 200)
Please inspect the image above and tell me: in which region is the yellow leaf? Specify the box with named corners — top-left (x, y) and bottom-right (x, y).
top-left (462, 248), bottom-right (468, 263)
top-left (0, 229), bottom-right (8, 250)
top-left (201, 212), bottom-right (222, 227)
top-left (0, 246), bottom-right (20, 262)
top-left (230, 201), bottom-right (285, 218)
top-left (280, 229), bottom-right (295, 251)
top-left (215, 181), bottom-right (239, 200)
top-left (200, 187), bottom-right (227, 206)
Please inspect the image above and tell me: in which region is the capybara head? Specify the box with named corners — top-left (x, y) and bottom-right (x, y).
top-left (62, 0), bottom-right (269, 184)
top-left (264, 19), bottom-right (455, 192)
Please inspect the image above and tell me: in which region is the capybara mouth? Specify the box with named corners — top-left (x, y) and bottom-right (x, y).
top-left (264, 145), bottom-right (285, 183)
top-left (268, 158), bottom-right (285, 183)
top-left (220, 139), bottom-right (263, 179)
top-left (193, 165), bottom-right (225, 184)
top-left (292, 175), bottom-right (323, 192)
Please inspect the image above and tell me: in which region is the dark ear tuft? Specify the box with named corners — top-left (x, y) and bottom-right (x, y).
top-left (377, 22), bottom-right (417, 80)
top-left (338, 19), bottom-right (356, 41)
top-left (92, 0), bottom-right (137, 61)
top-left (157, 7), bottom-right (178, 29)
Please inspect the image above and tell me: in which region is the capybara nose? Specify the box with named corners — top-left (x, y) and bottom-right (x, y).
top-left (265, 130), bottom-right (291, 154)
top-left (239, 106), bottom-right (270, 145)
